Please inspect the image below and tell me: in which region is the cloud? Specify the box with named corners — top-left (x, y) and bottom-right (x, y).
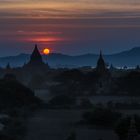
top-left (0, 0), bottom-right (140, 55)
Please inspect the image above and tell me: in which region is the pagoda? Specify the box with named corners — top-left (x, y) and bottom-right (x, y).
top-left (96, 51), bottom-right (107, 75)
top-left (25, 44), bottom-right (49, 68)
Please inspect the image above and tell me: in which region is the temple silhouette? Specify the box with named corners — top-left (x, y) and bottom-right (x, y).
top-left (127, 116), bottom-right (140, 140)
top-left (96, 50), bottom-right (108, 75)
top-left (28, 44), bottom-right (44, 65)
top-left (24, 44), bottom-right (49, 69)
top-left (0, 44), bottom-right (50, 86)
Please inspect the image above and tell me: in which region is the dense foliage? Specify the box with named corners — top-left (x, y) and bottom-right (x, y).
top-left (48, 94), bottom-right (76, 108)
top-left (0, 78), bottom-right (41, 110)
top-left (0, 76), bottom-right (41, 140)
top-left (82, 108), bottom-right (122, 127)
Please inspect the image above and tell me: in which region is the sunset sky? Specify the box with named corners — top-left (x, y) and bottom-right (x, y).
top-left (0, 0), bottom-right (140, 56)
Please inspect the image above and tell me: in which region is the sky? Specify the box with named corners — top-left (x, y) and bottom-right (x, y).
top-left (0, 0), bottom-right (140, 56)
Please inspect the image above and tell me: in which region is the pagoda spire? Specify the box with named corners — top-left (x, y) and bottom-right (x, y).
top-left (23, 44), bottom-right (50, 70)
top-left (96, 50), bottom-right (106, 74)
top-left (100, 50), bottom-right (102, 58)
top-left (127, 116), bottom-right (138, 140)
top-left (28, 44), bottom-right (44, 65)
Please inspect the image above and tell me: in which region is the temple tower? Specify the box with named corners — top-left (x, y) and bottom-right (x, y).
top-left (96, 51), bottom-right (106, 74)
top-left (127, 116), bottom-right (138, 140)
top-left (24, 44), bottom-right (49, 70)
top-left (28, 44), bottom-right (44, 66)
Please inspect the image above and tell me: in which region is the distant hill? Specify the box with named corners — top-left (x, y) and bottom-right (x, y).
top-left (1, 47), bottom-right (140, 68)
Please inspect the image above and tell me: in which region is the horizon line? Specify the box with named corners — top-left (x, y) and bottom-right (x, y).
top-left (1, 46), bottom-right (140, 58)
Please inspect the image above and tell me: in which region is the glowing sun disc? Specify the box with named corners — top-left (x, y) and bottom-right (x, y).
top-left (43, 48), bottom-right (50, 55)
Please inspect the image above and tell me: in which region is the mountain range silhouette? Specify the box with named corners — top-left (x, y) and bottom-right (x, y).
top-left (1, 47), bottom-right (140, 68)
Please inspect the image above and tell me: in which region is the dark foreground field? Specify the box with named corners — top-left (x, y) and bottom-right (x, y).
top-left (24, 109), bottom-right (120, 140)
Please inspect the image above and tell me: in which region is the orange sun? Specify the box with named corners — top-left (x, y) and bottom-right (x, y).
top-left (43, 48), bottom-right (50, 55)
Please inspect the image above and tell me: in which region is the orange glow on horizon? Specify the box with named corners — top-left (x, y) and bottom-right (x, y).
top-left (30, 37), bottom-right (62, 42)
top-left (23, 37), bottom-right (64, 43)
